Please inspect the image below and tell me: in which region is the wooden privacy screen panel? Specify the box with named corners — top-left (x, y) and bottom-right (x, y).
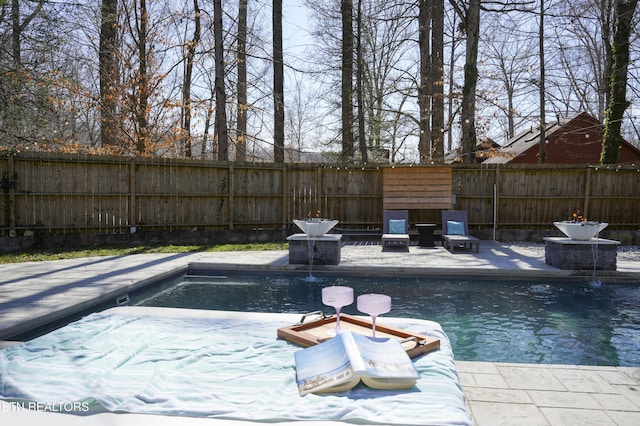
top-left (383, 166), bottom-right (453, 210)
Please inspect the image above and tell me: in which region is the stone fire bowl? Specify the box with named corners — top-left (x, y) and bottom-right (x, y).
top-left (293, 219), bottom-right (339, 237)
top-left (553, 221), bottom-right (608, 241)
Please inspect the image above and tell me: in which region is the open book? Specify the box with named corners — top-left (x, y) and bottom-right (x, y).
top-left (294, 331), bottom-right (420, 396)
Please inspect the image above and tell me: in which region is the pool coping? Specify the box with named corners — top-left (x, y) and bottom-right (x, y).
top-left (190, 261), bottom-right (640, 280)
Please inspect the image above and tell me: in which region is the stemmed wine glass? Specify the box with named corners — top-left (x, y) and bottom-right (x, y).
top-left (321, 286), bottom-right (354, 336)
top-left (357, 294), bottom-right (391, 337)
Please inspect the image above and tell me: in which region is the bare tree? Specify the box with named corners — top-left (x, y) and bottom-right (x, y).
top-left (418, 0), bottom-right (432, 163)
top-left (1, 0), bottom-right (53, 146)
top-left (545, 0), bottom-right (613, 122)
top-left (480, 13), bottom-right (538, 141)
top-left (285, 76), bottom-right (322, 160)
top-left (135, 0), bottom-right (149, 153)
top-left (273, 0), bottom-right (285, 163)
top-left (100, 0), bottom-right (119, 149)
top-left (11, 0), bottom-right (45, 68)
top-left (538, 0), bottom-right (546, 163)
top-left (449, 0), bottom-right (536, 162)
top-left (450, 0), bottom-right (481, 164)
top-left (359, 2), bottom-right (416, 162)
top-left (445, 9), bottom-right (464, 151)
top-left (431, 0), bottom-right (445, 162)
top-left (3, 0), bottom-right (636, 162)
top-left (214, 0), bottom-right (228, 160)
top-left (601, 0), bottom-right (638, 163)
top-left (341, 0), bottom-right (354, 161)
top-left (181, 0), bottom-right (201, 158)
top-left (236, 0), bottom-right (248, 162)
top-left (118, 0), bottom-right (169, 155)
top-left (304, 0), bottom-right (426, 163)
top-left (356, 0), bottom-right (367, 163)
top-left (417, 0), bottom-right (445, 163)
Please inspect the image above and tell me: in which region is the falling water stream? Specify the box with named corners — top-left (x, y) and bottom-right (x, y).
top-left (302, 238), bottom-right (323, 283)
top-left (591, 228), bottom-right (602, 286)
top-left (307, 238), bottom-right (315, 279)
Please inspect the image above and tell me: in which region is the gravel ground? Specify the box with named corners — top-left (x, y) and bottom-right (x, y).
top-left (499, 242), bottom-right (640, 262)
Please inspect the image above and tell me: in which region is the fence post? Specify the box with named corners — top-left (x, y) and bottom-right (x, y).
top-left (317, 166), bottom-right (323, 217)
top-left (282, 164), bottom-right (288, 228)
top-left (583, 167), bottom-right (591, 219)
top-left (229, 164), bottom-right (234, 230)
top-left (494, 165), bottom-right (500, 239)
top-left (8, 155), bottom-right (16, 237)
top-left (129, 159), bottom-right (136, 231)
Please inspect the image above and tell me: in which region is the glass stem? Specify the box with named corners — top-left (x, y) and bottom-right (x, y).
top-left (335, 308), bottom-right (341, 332)
top-left (371, 315), bottom-right (377, 337)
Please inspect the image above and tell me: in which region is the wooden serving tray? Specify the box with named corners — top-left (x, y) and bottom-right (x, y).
top-left (277, 312), bottom-right (440, 359)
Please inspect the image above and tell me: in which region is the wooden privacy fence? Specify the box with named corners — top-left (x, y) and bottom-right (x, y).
top-left (0, 152), bottom-right (638, 237)
top-left (453, 164), bottom-right (640, 229)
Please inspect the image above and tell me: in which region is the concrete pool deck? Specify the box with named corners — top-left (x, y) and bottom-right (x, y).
top-left (0, 240), bottom-right (639, 425)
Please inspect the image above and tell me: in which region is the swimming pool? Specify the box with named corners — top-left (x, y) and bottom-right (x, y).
top-left (130, 271), bottom-right (640, 367)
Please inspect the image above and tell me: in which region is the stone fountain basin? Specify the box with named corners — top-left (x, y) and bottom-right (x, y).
top-left (553, 221), bottom-right (608, 241)
top-left (293, 219), bottom-right (339, 237)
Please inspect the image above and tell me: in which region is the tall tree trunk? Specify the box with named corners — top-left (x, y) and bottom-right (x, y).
top-left (459, 0), bottom-right (480, 164)
top-left (182, 0), bottom-right (201, 158)
top-left (600, 0), bottom-right (614, 122)
top-left (136, 0), bottom-right (149, 154)
top-left (447, 12), bottom-right (458, 152)
top-left (213, 0), bottom-right (228, 160)
top-left (418, 0), bottom-right (431, 163)
top-left (273, 0), bottom-right (285, 163)
top-left (11, 0), bottom-right (21, 67)
top-left (430, 0), bottom-right (444, 163)
top-left (356, 0), bottom-right (369, 164)
top-left (601, 0), bottom-right (638, 164)
top-left (100, 0), bottom-right (119, 148)
top-left (538, 0), bottom-right (546, 163)
top-left (356, 0), bottom-right (367, 163)
top-left (236, 0), bottom-right (248, 162)
top-left (341, 0), bottom-right (354, 162)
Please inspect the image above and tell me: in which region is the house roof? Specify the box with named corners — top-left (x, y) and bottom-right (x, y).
top-left (482, 118), bottom-right (567, 164)
top-left (482, 111), bottom-right (640, 164)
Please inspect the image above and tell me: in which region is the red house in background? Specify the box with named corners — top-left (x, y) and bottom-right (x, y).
top-left (483, 112), bottom-right (640, 165)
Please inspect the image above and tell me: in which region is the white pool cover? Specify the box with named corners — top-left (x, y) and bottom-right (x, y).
top-left (0, 307), bottom-right (471, 425)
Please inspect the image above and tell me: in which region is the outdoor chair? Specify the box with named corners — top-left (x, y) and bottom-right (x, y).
top-left (441, 210), bottom-right (480, 253)
top-left (381, 210), bottom-right (410, 249)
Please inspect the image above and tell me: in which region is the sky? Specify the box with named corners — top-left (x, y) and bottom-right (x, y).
top-left (282, 0), bottom-right (316, 72)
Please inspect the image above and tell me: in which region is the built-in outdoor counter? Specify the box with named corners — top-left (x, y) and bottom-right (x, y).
top-left (544, 237), bottom-right (620, 271)
top-left (287, 233), bottom-right (342, 265)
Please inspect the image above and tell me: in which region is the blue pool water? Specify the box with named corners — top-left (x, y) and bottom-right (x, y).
top-left (131, 272), bottom-right (640, 366)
